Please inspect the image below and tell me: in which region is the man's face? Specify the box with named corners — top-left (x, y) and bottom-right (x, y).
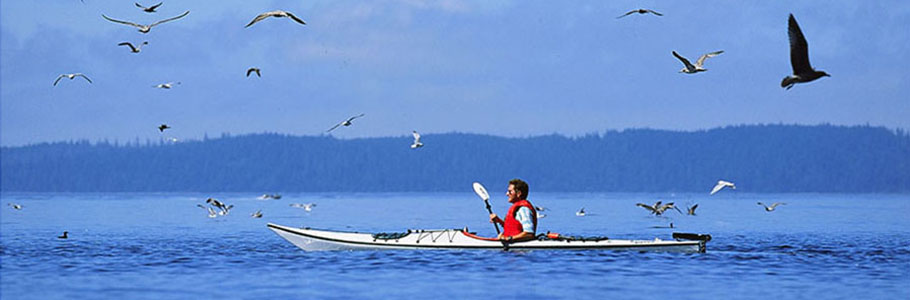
top-left (506, 184), bottom-right (519, 202)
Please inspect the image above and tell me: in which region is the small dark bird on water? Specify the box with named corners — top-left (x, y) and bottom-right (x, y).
top-left (246, 67), bottom-right (261, 77)
top-left (617, 9), bottom-right (663, 18)
top-left (158, 124), bottom-right (170, 132)
top-left (58, 231), bottom-right (68, 239)
top-left (781, 14), bottom-right (829, 90)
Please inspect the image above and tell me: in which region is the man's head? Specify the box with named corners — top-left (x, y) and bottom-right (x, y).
top-left (507, 178), bottom-right (529, 201)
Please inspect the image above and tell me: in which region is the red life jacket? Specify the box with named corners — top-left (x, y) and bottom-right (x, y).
top-left (502, 199), bottom-right (537, 237)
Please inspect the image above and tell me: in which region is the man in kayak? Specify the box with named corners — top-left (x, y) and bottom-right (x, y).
top-left (489, 179), bottom-right (537, 243)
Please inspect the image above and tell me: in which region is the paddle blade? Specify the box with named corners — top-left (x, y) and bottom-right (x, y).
top-left (472, 182), bottom-right (490, 201)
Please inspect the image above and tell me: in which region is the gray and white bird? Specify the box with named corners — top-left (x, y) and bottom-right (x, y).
top-left (118, 41), bottom-right (148, 53)
top-left (246, 67), bottom-right (261, 77)
top-left (53, 73), bottom-right (92, 86)
top-left (135, 2), bottom-right (162, 13)
top-left (575, 207), bottom-right (586, 217)
top-left (290, 203), bottom-right (316, 211)
top-left (758, 202), bottom-right (786, 212)
top-left (8, 203), bottom-right (22, 210)
top-left (251, 209), bottom-right (263, 218)
top-left (153, 81), bottom-right (180, 89)
top-left (245, 10), bottom-right (306, 28)
top-left (327, 114), bottom-right (365, 132)
top-left (673, 50), bottom-right (723, 74)
top-left (410, 131), bottom-right (424, 149)
top-left (781, 14), bottom-right (829, 90)
top-left (617, 9), bottom-right (663, 18)
top-left (710, 180), bottom-right (736, 195)
top-left (102, 10), bottom-right (189, 34)
top-left (197, 204), bottom-right (218, 218)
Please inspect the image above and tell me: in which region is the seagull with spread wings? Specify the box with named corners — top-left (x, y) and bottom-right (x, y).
top-left (673, 50), bottom-right (723, 74)
top-left (118, 41), bottom-right (148, 53)
top-left (710, 180), bottom-right (736, 195)
top-left (245, 10), bottom-right (306, 28)
top-left (135, 2), bottom-right (162, 13)
top-left (102, 10), bottom-right (189, 34)
top-left (758, 202), bottom-right (786, 212)
top-left (781, 14), bottom-right (829, 90)
top-left (54, 73), bottom-right (92, 86)
top-left (327, 114), bottom-right (365, 132)
top-left (246, 67), bottom-right (261, 77)
top-left (617, 9), bottom-right (663, 18)
top-left (153, 82), bottom-right (180, 89)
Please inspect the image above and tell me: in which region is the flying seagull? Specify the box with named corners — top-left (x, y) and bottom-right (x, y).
top-left (135, 2), bottom-right (163, 13)
top-left (102, 10), bottom-right (189, 34)
top-left (58, 231), bottom-right (69, 239)
top-left (617, 9), bottom-right (663, 18)
top-left (781, 14), bottom-right (829, 90)
top-left (246, 67), bottom-right (261, 77)
top-left (290, 203), bottom-right (316, 211)
top-left (710, 180), bottom-right (736, 195)
top-left (251, 209), bottom-right (263, 218)
top-left (686, 204), bottom-right (699, 216)
top-left (410, 130), bottom-right (424, 149)
top-left (197, 204), bottom-right (218, 218)
top-left (245, 10), bottom-right (307, 28)
top-left (153, 81), bottom-right (180, 89)
top-left (8, 203), bottom-right (22, 210)
top-left (637, 201), bottom-right (681, 216)
top-left (326, 113), bottom-right (365, 132)
top-left (158, 124), bottom-right (170, 132)
top-left (53, 73), bottom-right (92, 86)
top-left (673, 50), bottom-right (723, 74)
top-left (118, 41), bottom-right (148, 53)
top-left (575, 207), bottom-right (586, 216)
top-left (758, 202), bottom-right (786, 212)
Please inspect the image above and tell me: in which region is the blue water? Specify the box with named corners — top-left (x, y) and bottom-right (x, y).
top-left (2, 192), bottom-right (908, 299)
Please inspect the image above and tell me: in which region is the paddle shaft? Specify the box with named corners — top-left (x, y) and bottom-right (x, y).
top-left (484, 199), bottom-right (501, 234)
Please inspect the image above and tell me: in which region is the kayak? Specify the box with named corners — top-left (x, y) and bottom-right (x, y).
top-left (267, 223), bottom-right (711, 253)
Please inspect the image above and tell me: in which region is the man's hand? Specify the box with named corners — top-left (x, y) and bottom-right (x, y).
top-left (489, 213), bottom-right (503, 225)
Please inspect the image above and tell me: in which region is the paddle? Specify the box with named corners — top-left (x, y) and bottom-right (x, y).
top-left (472, 182), bottom-right (500, 234)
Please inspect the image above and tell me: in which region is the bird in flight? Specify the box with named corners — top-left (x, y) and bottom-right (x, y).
top-left (8, 203), bottom-right (22, 210)
top-left (617, 9), bottom-right (663, 18)
top-left (673, 50), bottom-right (723, 74)
top-left (327, 114), bottom-right (365, 132)
top-left (758, 202), bottom-right (786, 212)
top-left (158, 124), bottom-right (170, 132)
top-left (246, 67), bottom-right (261, 77)
top-left (251, 210), bottom-right (263, 218)
top-left (710, 180), bottom-right (736, 195)
top-left (153, 82), bottom-right (180, 89)
top-left (637, 201), bottom-right (681, 216)
top-left (245, 10), bottom-right (306, 28)
top-left (686, 204), bottom-right (699, 216)
top-left (53, 73), bottom-right (92, 86)
top-left (196, 204), bottom-right (218, 218)
top-left (290, 203), bottom-right (316, 211)
top-left (781, 14), bottom-right (829, 90)
top-left (118, 41), bottom-right (148, 53)
top-left (410, 130), bottom-right (424, 149)
top-left (102, 10), bottom-right (189, 34)
top-left (135, 2), bottom-right (162, 13)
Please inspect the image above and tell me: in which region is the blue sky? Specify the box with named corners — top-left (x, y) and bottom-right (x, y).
top-left (2, 1), bottom-right (908, 146)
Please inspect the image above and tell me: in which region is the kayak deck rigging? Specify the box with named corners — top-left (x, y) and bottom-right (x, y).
top-left (268, 223), bottom-right (710, 253)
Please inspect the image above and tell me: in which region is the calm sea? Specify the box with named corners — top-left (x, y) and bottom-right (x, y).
top-left (1, 192), bottom-right (908, 299)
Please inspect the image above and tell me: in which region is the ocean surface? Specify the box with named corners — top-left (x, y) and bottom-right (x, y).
top-left (1, 192), bottom-right (908, 299)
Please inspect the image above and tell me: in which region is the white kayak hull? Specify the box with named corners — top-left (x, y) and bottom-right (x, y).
top-left (268, 223), bottom-right (709, 253)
